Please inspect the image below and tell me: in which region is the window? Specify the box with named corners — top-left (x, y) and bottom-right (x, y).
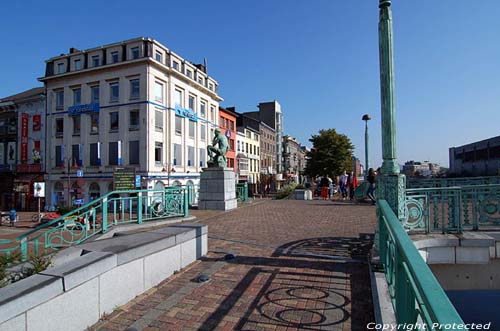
top-left (111, 51), bottom-right (119, 63)
top-left (188, 95), bottom-right (195, 111)
top-left (154, 82), bottom-right (163, 103)
top-left (237, 141), bottom-right (240, 152)
top-left (55, 145), bottom-right (62, 167)
top-left (210, 106), bottom-right (215, 121)
top-left (174, 144), bottom-right (182, 166)
top-left (229, 139), bottom-right (234, 151)
top-left (55, 118), bottom-right (64, 137)
top-left (110, 112), bottom-right (119, 131)
top-left (57, 63), bottom-right (65, 74)
top-left (174, 90), bottom-right (182, 108)
top-left (56, 90), bottom-right (64, 109)
top-left (129, 141), bottom-right (139, 165)
top-left (131, 47), bottom-right (139, 59)
top-left (110, 82), bottom-right (119, 102)
top-left (189, 120), bottom-right (195, 138)
top-left (257, 147), bottom-right (260, 156)
top-left (254, 133), bottom-right (258, 141)
top-left (73, 88), bottom-right (81, 105)
top-left (155, 142), bottom-right (162, 165)
top-left (246, 131), bottom-right (251, 138)
top-left (208, 83), bottom-right (214, 91)
top-left (246, 143), bottom-right (248, 153)
top-left (186, 69), bottom-right (192, 79)
top-left (129, 110), bottom-right (139, 130)
top-left (230, 121), bottom-right (234, 131)
top-left (129, 79), bottom-right (140, 99)
top-left (109, 142), bottom-right (118, 165)
top-left (175, 116), bottom-right (182, 135)
top-left (72, 116), bottom-right (81, 135)
top-left (155, 110), bottom-right (163, 131)
top-left (199, 148), bottom-right (206, 167)
top-left (200, 124), bottom-right (206, 141)
top-left (90, 143), bottom-right (99, 166)
top-left (90, 86), bottom-right (99, 104)
top-left (91, 55), bottom-right (99, 67)
top-left (200, 102), bottom-right (206, 118)
top-left (155, 51), bottom-right (163, 62)
top-left (90, 113), bottom-right (99, 134)
top-left (74, 59), bottom-right (81, 70)
top-left (72, 144), bottom-right (80, 166)
top-left (220, 116), bottom-right (224, 127)
top-left (188, 146), bottom-right (194, 166)
top-left (173, 61), bottom-right (179, 70)
top-left (197, 76), bottom-right (204, 85)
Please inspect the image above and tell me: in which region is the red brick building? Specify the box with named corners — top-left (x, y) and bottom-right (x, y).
top-left (218, 107), bottom-right (237, 170)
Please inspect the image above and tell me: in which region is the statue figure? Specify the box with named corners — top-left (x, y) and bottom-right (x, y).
top-left (207, 128), bottom-right (228, 167)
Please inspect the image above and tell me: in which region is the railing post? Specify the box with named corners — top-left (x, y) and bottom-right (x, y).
top-left (102, 197), bottom-right (108, 233)
top-left (20, 237), bottom-right (28, 262)
top-left (184, 188), bottom-right (189, 217)
top-left (138, 192), bottom-right (143, 224)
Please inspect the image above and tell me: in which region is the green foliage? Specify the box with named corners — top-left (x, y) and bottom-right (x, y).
top-left (304, 129), bottom-right (354, 179)
top-left (27, 254), bottom-right (52, 274)
top-left (276, 184), bottom-right (297, 199)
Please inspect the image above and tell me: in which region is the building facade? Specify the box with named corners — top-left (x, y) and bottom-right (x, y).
top-left (0, 97), bottom-right (19, 209)
top-left (402, 160), bottom-right (441, 177)
top-left (282, 135), bottom-right (303, 182)
top-left (39, 37), bottom-right (222, 207)
top-left (236, 126), bottom-right (260, 194)
top-left (218, 107), bottom-right (236, 169)
top-left (235, 130), bottom-right (249, 182)
top-left (449, 135), bottom-right (500, 176)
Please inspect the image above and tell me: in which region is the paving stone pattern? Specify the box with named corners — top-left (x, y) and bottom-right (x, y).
top-left (90, 200), bottom-right (377, 331)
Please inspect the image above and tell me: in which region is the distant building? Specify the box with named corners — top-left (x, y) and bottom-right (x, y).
top-left (352, 157), bottom-right (362, 176)
top-left (283, 135), bottom-right (303, 182)
top-left (402, 160), bottom-right (441, 177)
top-left (236, 126), bottom-right (260, 194)
top-left (244, 100), bottom-right (283, 175)
top-left (218, 107), bottom-right (236, 170)
top-left (449, 135), bottom-right (500, 176)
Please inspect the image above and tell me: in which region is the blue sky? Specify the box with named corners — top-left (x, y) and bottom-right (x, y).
top-left (1, 0), bottom-right (499, 168)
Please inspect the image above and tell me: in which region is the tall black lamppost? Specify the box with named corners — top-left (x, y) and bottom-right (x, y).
top-left (362, 114), bottom-right (371, 178)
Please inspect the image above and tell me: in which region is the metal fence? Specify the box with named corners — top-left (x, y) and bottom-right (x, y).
top-left (407, 176), bottom-right (500, 189)
top-left (378, 200), bottom-right (467, 329)
top-left (0, 187), bottom-right (188, 261)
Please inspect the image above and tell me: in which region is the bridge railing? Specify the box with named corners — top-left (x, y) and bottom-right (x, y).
top-left (407, 176), bottom-right (500, 189)
top-left (0, 187), bottom-right (188, 261)
top-left (378, 199), bottom-right (467, 329)
top-left (403, 184), bottom-right (500, 233)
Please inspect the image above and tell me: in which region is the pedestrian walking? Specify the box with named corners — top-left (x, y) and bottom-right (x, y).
top-left (366, 168), bottom-right (376, 205)
top-left (340, 171), bottom-right (348, 200)
top-left (329, 181), bottom-right (335, 200)
top-left (349, 171), bottom-right (358, 200)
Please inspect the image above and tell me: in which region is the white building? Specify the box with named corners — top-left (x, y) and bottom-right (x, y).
top-left (39, 37), bottom-right (222, 207)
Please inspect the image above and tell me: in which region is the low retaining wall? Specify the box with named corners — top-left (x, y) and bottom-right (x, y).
top-left (0, 223), bottom-right (207, 331)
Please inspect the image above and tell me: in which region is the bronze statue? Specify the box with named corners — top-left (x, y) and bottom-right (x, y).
top-left (207, 128), bottom-right (228, 167)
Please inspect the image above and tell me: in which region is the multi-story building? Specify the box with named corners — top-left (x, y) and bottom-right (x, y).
top-left (402, 160), bottom-right (441, 177)
top-left (244, 100), bottom-right (283, 177)
top-left (235, 130), bottom-right (249, 182)
top-left (39, 37), bottom-right (222, 207)
top-left (0, 95), bottom-right (20, 209)
top-left (449, 135), bottom-right (500, 176)
top-left (282, 135), bottom-right (303, 182)
top-left (236, 125), bottom-right (260, 194)
top-left (218, 107), bottom-right (236, 169)
top-left (352, 156), bottom-right (362, 177)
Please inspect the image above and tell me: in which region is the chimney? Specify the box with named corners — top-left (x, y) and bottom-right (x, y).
top-left (69, 47), bottom-right (80, 54)
top-left (194, 64), bottom-right (206, 73)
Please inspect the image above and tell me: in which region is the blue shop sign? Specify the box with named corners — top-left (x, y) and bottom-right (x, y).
top-left (68, 103), bottom-right (100, 116)
top-left (174, 106), bottom-right (198, 121)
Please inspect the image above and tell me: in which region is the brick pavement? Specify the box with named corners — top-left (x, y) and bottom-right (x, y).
top-left (90, 199), bottom-right (377, 331)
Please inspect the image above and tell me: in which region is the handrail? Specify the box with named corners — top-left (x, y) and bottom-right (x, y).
top-left (378, 200), bottom-right (466, 329)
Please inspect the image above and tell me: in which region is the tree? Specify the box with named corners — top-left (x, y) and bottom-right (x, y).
top-left (304, 129), bottom-right (354, 180)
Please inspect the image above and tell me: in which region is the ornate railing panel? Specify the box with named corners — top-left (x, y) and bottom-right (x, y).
top-left (0, 188), bottom-right (188, 261)
top-left (378, 200), bottom-right (467, 329)
top-left (404, 184), bottom-right (500, 233)
top-left (236, 183), bottom-right (248, 202)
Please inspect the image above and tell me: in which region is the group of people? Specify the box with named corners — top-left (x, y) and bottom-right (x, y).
top-left (317, 168), bottom-right (378, 204)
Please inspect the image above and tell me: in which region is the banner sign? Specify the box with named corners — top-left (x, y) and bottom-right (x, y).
top-left (21, 113), bottom-right (28, 162)
top-left (33, 114), bottom-right (41, 131)
top-left (7, 142), bottom-right (16, 165)
top-left (174, 106), bottom-right (198, 122)
top-left (34, 182), bottom-right (45, 198)
top-left (117, 140), bottom-right (122, 166)
top-left (68, 103), bottom-right (100, 116)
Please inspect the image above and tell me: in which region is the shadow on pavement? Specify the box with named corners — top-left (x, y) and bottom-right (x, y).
top-left (198, 234), bottom-right (375, 330)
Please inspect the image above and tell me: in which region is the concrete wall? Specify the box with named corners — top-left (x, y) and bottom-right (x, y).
top-left (0, 223), bottom-right (207, 331)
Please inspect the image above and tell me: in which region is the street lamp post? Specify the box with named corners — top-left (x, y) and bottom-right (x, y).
top-left (362, 114), bottom-right (371, 178)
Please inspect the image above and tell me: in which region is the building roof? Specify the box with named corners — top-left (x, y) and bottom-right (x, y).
top-left (0, 87), bottom-right (45, 103)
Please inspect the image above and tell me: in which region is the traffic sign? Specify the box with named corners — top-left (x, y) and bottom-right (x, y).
top-left (77, 170), bottom-right (83, 177)
top-left (74, 198), bottom-right (84, 205)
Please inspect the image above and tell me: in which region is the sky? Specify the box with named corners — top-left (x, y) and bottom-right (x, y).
top-left (1, 0), bottom-right (500, 169)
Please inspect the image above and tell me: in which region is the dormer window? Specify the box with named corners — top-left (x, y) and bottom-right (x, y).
top-left (173, 61), bottom-right (179, 71)
top-left (186, 69), bottom-right (193, 79)
top-left (92, 55), bottom-right (99, 67)
top-left (111, 51), bottom-right (119, 63)
top-left (74, 59), bottom-right (81, 71)
top-left (197, 76), bottom-right (204, 85)
top-left (131, 47), bottom-right (139, 59)
top-left (57, 63), bottom-right (65, 74)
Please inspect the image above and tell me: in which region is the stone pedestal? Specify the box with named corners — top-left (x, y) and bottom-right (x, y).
top-left (198, 167), bottom-right (237, 211)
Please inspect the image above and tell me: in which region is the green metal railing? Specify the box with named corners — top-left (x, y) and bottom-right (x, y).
top-left (0, 187), bottom-right (188, 261)
top-left (378, 200), bottom-right (467, 329)
top-left (403, 184), bottom-right (500, 233)
top-left (236, 183), bottom-right (248, 202)
top-left (407, 176), bottom-right (500, 189)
